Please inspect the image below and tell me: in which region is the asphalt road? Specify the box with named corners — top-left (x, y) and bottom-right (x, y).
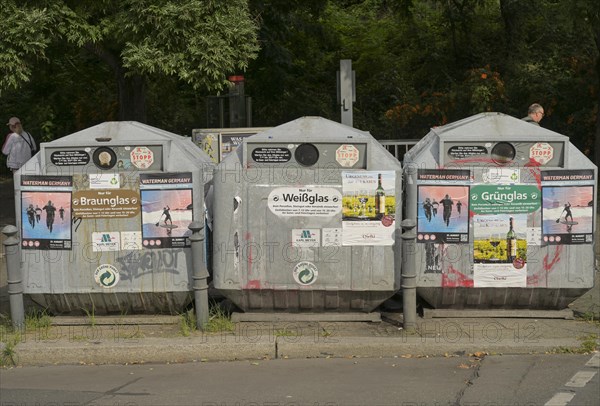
top-left (1, 354), bottom-right (598, 406)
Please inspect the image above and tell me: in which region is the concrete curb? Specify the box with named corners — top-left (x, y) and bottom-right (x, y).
top-left (14, 337), bottom-right (275, 366)
top-left (9, 333), bottom-right (589, 367)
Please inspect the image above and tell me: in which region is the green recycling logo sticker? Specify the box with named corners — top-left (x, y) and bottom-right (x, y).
top-left (470, 185), bottom-right (541, 214)
top-left (293, 261), bottom-right (318, 286)
top-left (94, 264), bottom-right (120, 288)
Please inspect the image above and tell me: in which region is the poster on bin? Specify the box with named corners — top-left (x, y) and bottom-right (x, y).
top-left (470, 184), bottom-right (541, 287)
top-left (541, 170), bottom-right (594, 245)
top-left (341, 171), bottom-right (395, 246)
top-left (140, 173), bottom-right (193, 248)
top-left (20, 175), bottom-right (72, 250)
top-left (417, 185), bottom-right (469, 244)
top-left (416, 169), bottom-right (470, 244)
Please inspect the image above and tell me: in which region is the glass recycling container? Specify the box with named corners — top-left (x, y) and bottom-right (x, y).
top-left (403, 112), bottom-right (597, 309)
top-left (212, 117), bottom-right (403, 312)
top-left (14, 121), bottom-right (213, 314)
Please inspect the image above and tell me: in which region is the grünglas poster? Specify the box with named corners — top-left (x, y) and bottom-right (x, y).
top-left (470, 184), bottom-right (541, 287)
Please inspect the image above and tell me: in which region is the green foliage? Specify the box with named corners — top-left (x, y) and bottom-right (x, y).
top-left (0, 0), bottom-right (259, 125)
top-left (113, 0), bottom-right (259, 90)
top-left (0, 0), bottom-right (597, 160)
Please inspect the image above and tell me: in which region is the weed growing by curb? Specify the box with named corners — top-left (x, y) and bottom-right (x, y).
top-left (179, 309), bottom-right (197, 337)
top-left (25, 309), bottom-right (52, 339)
top-left (82, 305), bottom-right (96, 327)
top-left (204, 302), bottom-right (234, 333)
top-left (0, 331), bottom-right (21, 367)
top-left (550, 333), bottom-right (599, 354)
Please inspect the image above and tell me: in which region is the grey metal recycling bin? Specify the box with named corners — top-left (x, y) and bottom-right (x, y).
top-left (212, 116), bottom-right (402, 312)
top-left (403, 112), bottom-right (597, 309)
top-left (14, 121), bottom-right (213, 314)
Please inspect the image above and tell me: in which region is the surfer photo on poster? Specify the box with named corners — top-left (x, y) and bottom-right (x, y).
top-left (542, 186), bottom-right (593, 245)
top-left (141, 189), bottom-right (193, 248)
top-left (156, 205), bottom-right (174, 234)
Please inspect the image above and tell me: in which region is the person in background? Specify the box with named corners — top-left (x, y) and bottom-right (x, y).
top-left (2, 117), bottom-right (36, 171)
top-left (440, 194), bottom-right (454, 226)
top-left (35, 205), bottom-right (42, 223)
top-left (522, 103), bottom-right (544, 126)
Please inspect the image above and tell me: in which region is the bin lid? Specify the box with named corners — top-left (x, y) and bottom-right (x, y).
top-left (32, 121), bottom-right (213, 174)
top-left (430, 112), bottom-right (568, 142)
top-left (45, 121), bottom-right (191, 146)
top-left (404, 112), bottom-right (586, 168)
top-left (246, 116), bottom-right (372, 143)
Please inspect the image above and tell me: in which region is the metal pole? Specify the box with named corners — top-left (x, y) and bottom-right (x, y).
top-left (339, 59), bottom-right (354, 127)
top-left (401, 219), bottom-right (417, 332)
top-left (188, 222), bottom-right (209, 330)
top-left (2, 225), bottom-right (24, 330)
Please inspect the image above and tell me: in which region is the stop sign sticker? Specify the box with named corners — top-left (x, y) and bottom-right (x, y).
top-left (529, 142), bottom-right (554, 165)
top-left (336, 144), bottom-right (360, 167)
top-left (130, 146), bottom-right (154, 169)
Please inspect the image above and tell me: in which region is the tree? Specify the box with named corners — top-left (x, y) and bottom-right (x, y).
top-left (0, 0), bottom-right (259, 123)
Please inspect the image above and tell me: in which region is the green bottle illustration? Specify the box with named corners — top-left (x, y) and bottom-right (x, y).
top-left (506, 216), bottom-right (517, 263)
top-left (375, 173), bottom-right (386, 219)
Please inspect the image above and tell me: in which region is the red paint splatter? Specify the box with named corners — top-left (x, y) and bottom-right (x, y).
top-left (527, 245), bottom-right (563, 287)
top-left (524, 159), bottom-right (542, 188)
top-left (244, 279), bottom-right (261, 289)
top-left (543, 245), bottom-right (562, 271)
top-left (526, 273), bottom-right (541, 287)
top-left (245, 232), bottom-right (253, 275)
top-left (442, 266), bottom-right (474, 288)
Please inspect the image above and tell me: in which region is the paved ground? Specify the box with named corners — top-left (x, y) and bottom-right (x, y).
top-left (0, 177), bottom-right (598, 367)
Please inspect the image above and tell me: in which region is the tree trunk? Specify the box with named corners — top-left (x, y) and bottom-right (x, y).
top-left (117, 73), bottom-right (147, 122)
top-left (84, 44), bottom-right (148, 122)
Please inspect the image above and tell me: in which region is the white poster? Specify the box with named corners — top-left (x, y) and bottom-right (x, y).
top-left (341, 171), bottom-right (396, 246)
top-left (474, 263), bottom-right (527, 287)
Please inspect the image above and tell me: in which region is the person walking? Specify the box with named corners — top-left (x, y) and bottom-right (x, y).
top-left (26, 204), bottom-right (36, 229)
top-left (423, 198), bottom-right (433, 222)
top-left (35, 205), bottom-right (42, 223)
top-left (522, 104), bottom-right (544, 126)
top-left (43, 200), bottom-right (57, 233)
top-left (440, 194), bottom-right (454, 226)
top-left (2, 117), bottom-right (36, 171)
